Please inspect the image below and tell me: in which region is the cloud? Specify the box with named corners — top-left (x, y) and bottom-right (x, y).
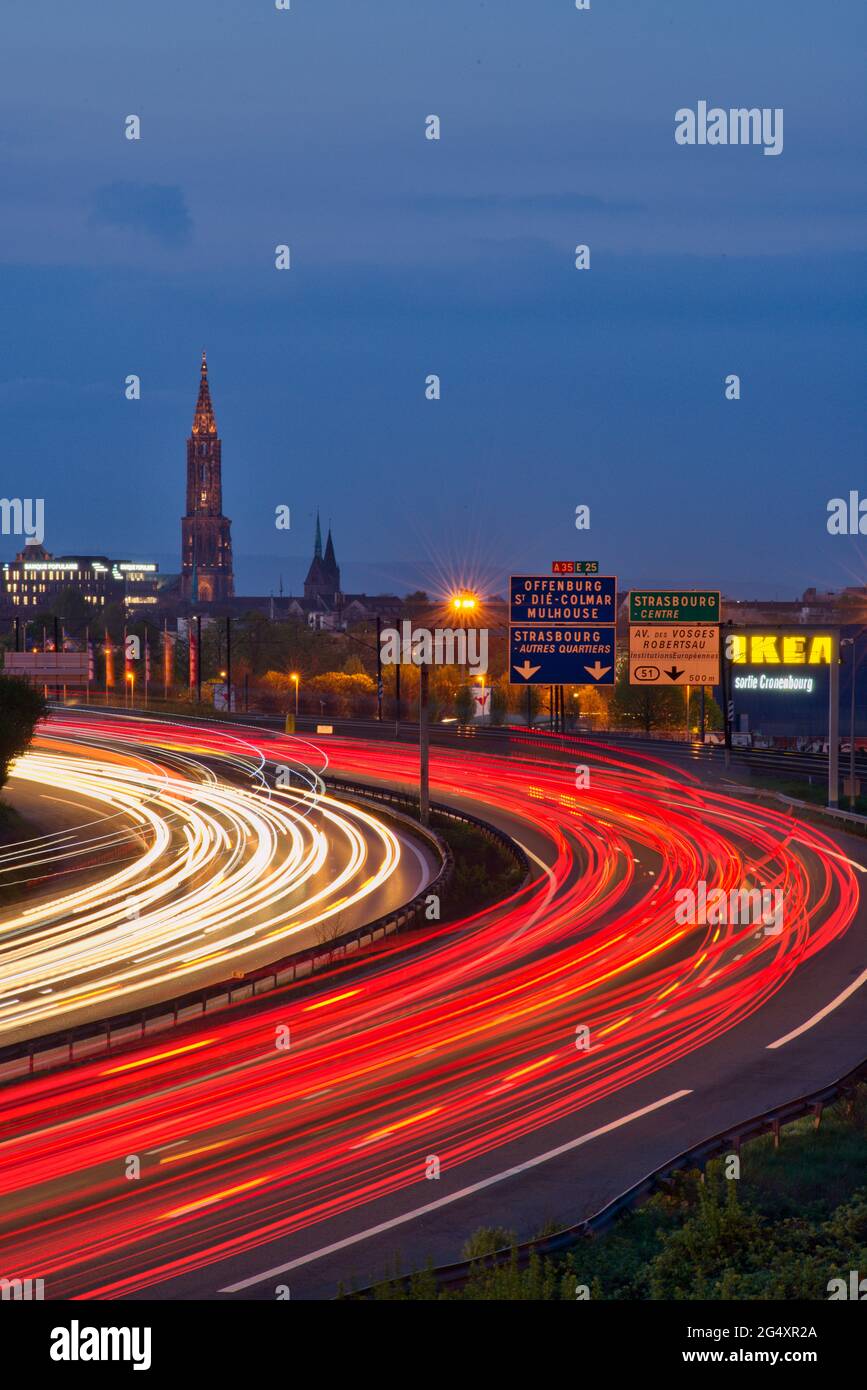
top-left (89, 181), bottom-right (193, 247)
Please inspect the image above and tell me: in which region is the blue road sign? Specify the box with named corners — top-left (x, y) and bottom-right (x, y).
top-left (509, 625), bottom-right (616, 685)
top-left (510, 573), bottom-right (617, 625)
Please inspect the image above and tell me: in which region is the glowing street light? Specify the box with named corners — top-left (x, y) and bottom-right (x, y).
top-left (291, 672), bottom-right (299, 716)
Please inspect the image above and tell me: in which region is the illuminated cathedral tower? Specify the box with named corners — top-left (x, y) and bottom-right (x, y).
top-left (180, 352), bottom-right (234, 601)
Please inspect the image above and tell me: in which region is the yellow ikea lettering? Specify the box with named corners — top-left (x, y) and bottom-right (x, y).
top-left (750, 635), bottom-right (780, 663)
top-left (782, 635), bottom-right (807, 663)
top-left (730, 631), bottom-right (833, 667)
top-left (807, 635), bottom-right (832, 664)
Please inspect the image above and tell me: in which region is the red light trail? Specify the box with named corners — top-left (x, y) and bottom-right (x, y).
top-left (0, 713), bottom-right (859, 1298)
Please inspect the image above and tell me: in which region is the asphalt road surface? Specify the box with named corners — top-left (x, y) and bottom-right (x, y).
top-left (0, 714), bottom-right (864, 1300)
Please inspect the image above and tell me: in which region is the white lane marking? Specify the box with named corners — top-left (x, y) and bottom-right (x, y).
top-left (218, 1088), bottom-right (692, 1292)
top-left (768, 965), bottom-right (867, 1048)
top-left (791, 839), bottom-right (867, 874)
top-left (402, 834), bottom-right (434, 899)
top-left (513, 837), bottom-right (557, 921)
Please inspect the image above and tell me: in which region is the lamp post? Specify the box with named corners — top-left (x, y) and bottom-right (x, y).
top-left (419, 663), bottom-right (430, 826)
top-left (291, 672), bottom-right (299, 717)
top-left (841, 636), bottom-right (858, 806)
top-left (828, 630), bottom-right (841, 809)
top-left (226, 616), bottom-right (232, 713)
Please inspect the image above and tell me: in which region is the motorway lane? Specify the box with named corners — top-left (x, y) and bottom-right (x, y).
top-left (0, 719), bottom-right (864, 1300)
top-left (0, 715), bottom-right (439, 1046)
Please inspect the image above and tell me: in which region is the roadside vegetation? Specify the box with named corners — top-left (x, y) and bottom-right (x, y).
top-left (0, 673), bottom-right (47, 872)
top-left (359, 1086), bottom-right (867, 1300)
top-left (0, 672), bottom-right (46, 793)
top-left (431, 812), bottom-right (525, 922)
top-left (743, 775), bottom-right (867, 825)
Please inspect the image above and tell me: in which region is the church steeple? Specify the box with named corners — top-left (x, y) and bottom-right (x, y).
top-left (304, 519), bottom-right (341, 605)
top-left (181, 351), bottom-right (233, 603)
top-left (191, 350), bottom-right (217, 436)
top-left (324, 527), bottom-right (336, 568)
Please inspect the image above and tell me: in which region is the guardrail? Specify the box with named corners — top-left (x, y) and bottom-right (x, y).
top-left (732, 784), bottom-right (867, 834)
top-left (348, 1058), bottom-right (867, 1298)
top-left (0, 780), bottom-right (529, 1086)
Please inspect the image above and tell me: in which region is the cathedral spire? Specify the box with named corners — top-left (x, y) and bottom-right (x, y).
top-left (314, 511), bottom-right (323, 559)
top-left (192, 349), bottom-right (217, 435)
top-left (182, 351), bottom-right (233, 602)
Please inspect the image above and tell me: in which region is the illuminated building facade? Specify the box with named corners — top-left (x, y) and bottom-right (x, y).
top-left (0, 546), bottom-right (159, 613)
top-left (180, 352), bottom-right (234, 602)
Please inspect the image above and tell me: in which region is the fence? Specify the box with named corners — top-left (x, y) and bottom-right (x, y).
top-left (348, 1058), bottom-right (867, 1298)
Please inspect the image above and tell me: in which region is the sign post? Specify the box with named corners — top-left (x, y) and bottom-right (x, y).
top-left (727, 626), bottom-right (841, 806)
top-left (509, 573), bottom-right (617, 688)
top-left (419, 664), bottom-right (430, 826)
top-left (628, 594), bottom-right (721, 743)
top-left (628, 625), bottom-right (719, 686)
top-left (629, 591), bottom-right (721, 625)
top-left (829, 635), bottom-right (840, 808)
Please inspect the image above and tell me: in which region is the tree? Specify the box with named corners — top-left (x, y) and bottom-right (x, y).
top-left (610, 657), bottom-right (686, 732)
top-left (507, 681), bottom-right (542, 724)
top-left (0, 675), bottom-right (47, 791)
top-left (455, 685), bottom-right (474, 724)
top-left (490, 677), bottom-right (509, 725)
top-left (307, 671), bottom-right (376, 716)
top-left (688, 689), bottom-right (723, 734)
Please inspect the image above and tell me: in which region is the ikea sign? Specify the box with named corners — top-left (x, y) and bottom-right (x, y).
top-left (726, 632), bottom-right (833, 666)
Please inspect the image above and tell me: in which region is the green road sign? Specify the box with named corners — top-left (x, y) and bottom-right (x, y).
top-left (629, 590), bottom-right (720, 624)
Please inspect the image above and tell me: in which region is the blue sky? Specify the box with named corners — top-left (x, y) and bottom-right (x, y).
top-left (1, 0), bottom-right (865, 597)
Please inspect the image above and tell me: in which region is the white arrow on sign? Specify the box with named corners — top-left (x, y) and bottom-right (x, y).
top-left (584, 662), bottom-right (611, 681)
top-left (513, 660), bottom-right (542, 681)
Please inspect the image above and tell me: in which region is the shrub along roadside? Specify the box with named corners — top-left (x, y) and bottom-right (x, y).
top-left (432, 813), bottom-right (524, 922)
top-left (357, 1087), bottom-right (867, 1300)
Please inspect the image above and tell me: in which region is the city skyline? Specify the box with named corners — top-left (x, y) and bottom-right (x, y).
top-left (1, 0), bottom-right (865, 598)
top-left (4, 338), bottom-right (867, 604)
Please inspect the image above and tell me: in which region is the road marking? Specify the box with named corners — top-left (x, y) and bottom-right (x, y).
top-left (791, 840), bottom-right (867, 874)
top-left (218, 1088), bottom-right (692, 1292)
top-left (768, 966), bottom-right (867, 1048)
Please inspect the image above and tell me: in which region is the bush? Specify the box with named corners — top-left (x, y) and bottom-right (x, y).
top-left (0, 675), bottom-right (47, 790)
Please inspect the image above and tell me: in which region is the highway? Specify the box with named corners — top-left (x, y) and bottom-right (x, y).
top-left (0, 715), bottom-right (438, 1045)
top-left (0, 712), bottom-right (865, 1300)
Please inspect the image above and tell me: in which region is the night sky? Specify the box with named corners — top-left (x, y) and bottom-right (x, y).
top-left (1, 0), bottom-right (864, 598)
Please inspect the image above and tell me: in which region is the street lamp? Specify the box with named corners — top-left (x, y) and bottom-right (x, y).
top-left (126, 670), bottom-right (135, 709)
top-left (451, 593), bottom-right (477, 614)
top-left (291, 672), bottom-right (299, 717)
